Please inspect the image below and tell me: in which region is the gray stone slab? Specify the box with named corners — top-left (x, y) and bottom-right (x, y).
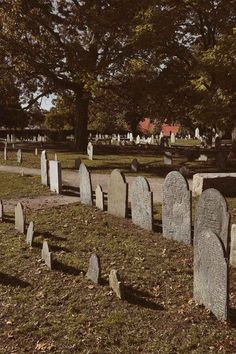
top-left (109, 269), bottom-right (124, 300)
top-left (131, 176), bottom-right (153, 231)
top-left (95, 184), bottom-right (104, 211)
top-left (26, 221), bottom-right (34, 247)
top-left (49, 160), bottom-right (62, 194)
top-left (86, 253), bottom-right (101, 284)
top-left (194, 230), bottom-right (229, 321)
top-left (41, 150), bottom-right (49, 186)
top-left (230, 224), bottom-right (236, 268)
top-left (194, 188), bottom-right (230, 256)
top-left (41, 240), bottom-right (52, 270)
top-left (15, 202), bottom-right (25, 233)
top-left (79, 163), bottom-right (93, 205)
top-left (162, 171), bottom-right (192, 244)
top-left (108, 169), bottom-right (128, 218)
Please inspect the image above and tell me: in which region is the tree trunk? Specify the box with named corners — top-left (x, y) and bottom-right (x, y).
top-left (74, 91), bottom-right (89, 152)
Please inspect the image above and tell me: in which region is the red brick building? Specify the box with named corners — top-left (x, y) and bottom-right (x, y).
top-left (138, 118), bottom-right (180, 136)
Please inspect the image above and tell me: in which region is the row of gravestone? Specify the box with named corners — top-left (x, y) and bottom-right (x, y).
top-left (78, 164), bottom-right (235, 321)
top-left (13, 203), bottom-right (124, 298)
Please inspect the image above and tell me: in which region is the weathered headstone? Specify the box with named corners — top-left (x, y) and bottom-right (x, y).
top-left (41, 150), bottom-right (49, 186)
top-left (87, 142), bottom-right (93, 160)
top-left (15, 202), bottom-right (25, 233)
top-left (108, 169), bottom-right (128, 218)
top-left (163, 151), bottom-right (172, 165)
top-left (0, 200), bottom-right (3, 222)
top-left (230, 224), bottom-right (236, 268)
top-left (75, 158), bottom-right (81, 170)
top-left (17, 149), bottom-right (22, 164)
top-left (162, 171), bottom-right (192, 244)
top-left (130, 158), bottom-right (139, 173)
top-left (109, 269), bottom-right (124, 300)
top-left (194, 188), bottom-right (230, 256)
top-left (95, 184), bottom-right (104, 211)
top-left (86, 254), bottom-right (101, 284)
top-left (49, 160), bottom-right (62, 194)
top-left (131, 177), bottom-right (153, 231)
top-left (26, 221), bottom-right (34, 247)
top-left (79, 163), bottom-right (93, 205)
top-left (193, 230), bottom-right (229, 321)
top-left (41, 240), bottom-right (52, 270)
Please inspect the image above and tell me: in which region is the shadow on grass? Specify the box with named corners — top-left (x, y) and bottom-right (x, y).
top-left (34, 230), bottom-right (67, 242)
top-left (153, 221), bottom-right (162, 234)
top-left (53, 260), bottom-right (83, 276)
top-left (0, 272), bottom-right (30, 288)
top-left (2, 217), bottom-right (15, 224)
top-left (124, 285), bottom-right (164, 311)
top-left (33, 241), bottom-right (70, 253)
top-left (61, 185), bottom-right (80, 197)
top-left (229, 308), bottom-right (236, 328)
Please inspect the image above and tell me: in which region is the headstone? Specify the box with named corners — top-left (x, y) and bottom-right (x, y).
top-left (130, 158), bottom-right (139, 173)
top-left (41, 240), bottom-right (52, 270)
top-left (131, 177), bottom-right (153, 231)
top-left (21, 168), bottom-right (24, 177)
top-left (195, 127), bottom-right (200, 139)
top-left (230, 224), bottom-right (236, 268)
top-left (54, 153), bottom-right (58, 161)
top-left (79, 163), bottom-right (93, 205)
top-left (117, 134), bottom-right (121, 144)
top-left (135, 135), bottom-right (140, 145)
top-left (95, 184), bottom-right (104, 211)
top-left (194, 188), bottom-right (230, 256)
top-left (3, 147), bottom-right (7, 161)
top-left (49, 160), bottom-right (62, 194)
top-left (193, 230), bottom-right (229, 321)
top-left (162, 171), bottom-right (192, 244)
top-left (163, 151), bottom-right (172, 165)
top-left (26, 221), bottom-right (34, 247)
top-left (75, 158), bottom-right (81, 170)
top-left (35, 148), bottom-right (38, 156)
top-left (0, 200), bottom-right (3, 222)
top-left (198, 154), bottom-right (208, 162)
top-left (15, 202), bottom-right (25, 233)
top-left (170, 132), bottom-right (176, 144)
top-left (86, 254), bottom-right (101, 284)
top-left (109, 269), bottom-right (124, 300)
top-left (87, 142), bottom-right (93, 160)
top-left (129, 133), bottom-right (133, 142)
top-left (41, 150), bottom-right (49, 186)
top-left (108, 169), bottom-right (128, 218)
top-left (151, 134), bottom-right (155, 144)
top-left (6, 134), bottom-right (10, 143)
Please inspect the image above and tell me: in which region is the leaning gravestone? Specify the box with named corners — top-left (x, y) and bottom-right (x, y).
top-left (15, 202), bottom-right (25, 233)
top-left (108, 169), bottom-right (128, 218)
top-left (86, 254), bottom-right (101, 284)
top-left (193, 229), bottom-right (229, 321)
top-left (109, 269), bottom-right (124, 300)
top-left (79, 163), bottom-right (93, 205)
top-left (17, 149), bottom-right (22, 164)
top-left (95, 184), bottom-right (104, 211)
top-left (230, 224), bottom-right (236, 268)
top-left (0, 200), bottom-right (3, 222)
top-left (49, 160), bottom-right (62, 194)
top-left (131, 177), bottom-right (153, 231)
top-left (130, 158), bottom-right (139, 173)
top-left (41, 240), bottom-right (52, 270)
top-left (194, 188), bottom-right (230, 256)
top-left (41, 150), bottom-right (49, 186)
top-left (87, 142), bottom-right (93, 160)
top-left (163, 151), bottom-right (172, 165)
top-left (26, 221), bottom-right (34, 247)
top-left (162, 171), bottom-right (192, 244)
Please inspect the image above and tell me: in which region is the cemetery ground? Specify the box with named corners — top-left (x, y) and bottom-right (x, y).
top-left (0, 173), bottom-right (236, 353)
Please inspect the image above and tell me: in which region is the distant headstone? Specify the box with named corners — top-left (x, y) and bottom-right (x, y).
top-left (230, 224), bottom-right (236, 268)
top-left (163, 151), bottom-right (172, 165)
top-left (86, 254), bottom-right (101, 284)
top-left (108, 169), bottom-right (128, 218)
top-left (75, 158), bottom-right (81, 170)
top-left (3, 146), bottom-right (7, 160)
top-left (131, 177), bottom-right (153, 231)
top-left (95, 184), bottom-right (104, 211)
top-left (49, 160), bottom-right (62, 194)
top-left (79, 163), bottom-right (93, 205)
top-left (129, 133), bottom-right (133, 142)
top-left (193, 230), bottom-right (229, 321)
top-left (41, 150), bottom-right (49, 186)
top-left (194, 188), bottom-right (230, 256)
top-left (109, 269), bottom-right (124, 300)
top-left (0, 200), bottom-right (3, 222)
top-left (195, 127), bottom-right (200, 139)
top-left (35, 148), bottom-right (38, 156)
top-left (15, 202), bottom-right (25, 233)
top-left (162, 171), bottom-right (192, 244)
top-left (135, 135), bottom-right (140, 145)
top-left (170, 132), bottom-right (176, 144)
top-left (41, 240), bottom-right (52, 270)
top-left (87, 142), bottom-right (93, 160)
top-left (17, 149), bottom-right (22, 164)
top-left (54, 153), bottom-right (58, 161)
top-left (151, 134), bottom-right (155, 144)
top-left (26, 221), bottom-right (34, 247)
top-left (198, 154), bottom-right (208, 161)
top-left (130, 158), bottom-right (139, 173)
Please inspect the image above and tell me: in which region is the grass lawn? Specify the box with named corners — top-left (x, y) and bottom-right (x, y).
top-left (0, 174), bottom-right (235, 353)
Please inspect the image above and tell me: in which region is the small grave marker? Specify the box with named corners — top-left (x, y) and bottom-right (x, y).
top-left (41, 240), bottom-right (52, 270)
top-left (109, 269), bottom-right (124, 300)
top-left (15, 202), bottom-right (25, 233)
top-left (86, 254), bottom-right (101, 284)
top-left (95, 185), bottom-right (104, 211)
top-left (26, 221), bottom-right (34, 247)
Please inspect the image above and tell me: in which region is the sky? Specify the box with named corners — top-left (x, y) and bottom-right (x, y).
top-left (39, 95), bottom-right (55, 111)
